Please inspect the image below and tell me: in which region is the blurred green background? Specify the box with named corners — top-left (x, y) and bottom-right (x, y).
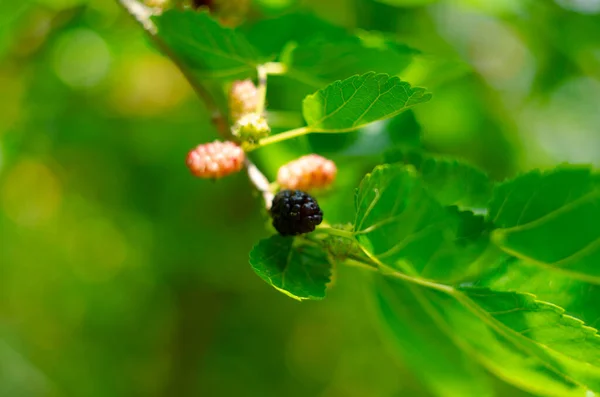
top-left (1, 0), bottom-right (600, 396)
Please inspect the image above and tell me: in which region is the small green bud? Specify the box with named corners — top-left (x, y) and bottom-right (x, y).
top-left (232, 113), bottom-right (270, 144)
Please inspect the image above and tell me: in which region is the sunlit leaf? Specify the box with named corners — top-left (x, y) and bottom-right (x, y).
top-left (465, 288), bottom-right (600, 368)
top-left (489, 166), bottom-right (600, 283)
top-left (249, 235), bottom-right (332, 300)
top-left (303, 73), bottom-right (432, 133)
top-left (373, 275), bottom-right (494, 397)
top-left (476, 258), bottom-right (600, 328)
top-left (376, 274), bottom-right (600, 396)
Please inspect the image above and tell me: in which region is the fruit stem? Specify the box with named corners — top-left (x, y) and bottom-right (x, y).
top-left (343, 258), bottom-right (378, 272)
top-left (256, 64), bottom-right (268, 115)
top-left (357, 246), bottom-right (455, 294)
top-left (251, 127), bottom-right (311, 150)
top-left (245, 158), bottom-right (274, 209)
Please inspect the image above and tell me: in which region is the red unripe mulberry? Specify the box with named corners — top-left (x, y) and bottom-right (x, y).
top-left (186, 140), bottom-right (245, 179)
top-left (277, 154), bottom-right (337, 191)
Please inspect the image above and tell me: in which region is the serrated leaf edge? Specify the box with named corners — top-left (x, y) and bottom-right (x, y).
top-left (303, 72), bottom-right (432, 133)
top-left (248, 236), bottom-right (331, 301)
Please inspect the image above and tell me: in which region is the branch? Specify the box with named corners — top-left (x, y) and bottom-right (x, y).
top-left (116, 0), bottom-right (230, 136)
top-left (119, 1), bottom-right (277, 208)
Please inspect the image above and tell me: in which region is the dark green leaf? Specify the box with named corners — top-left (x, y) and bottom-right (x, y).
top-left (249, 235), bottom-right (332, 300)
top-left (243, 13), bottom-right (349, 58)
top-left (152, 10), bottom-right (265, 79)
top-left (303, 73), bottom-right (432, 133)
top-left (307, 110), bottom-right (422, 157)
top-left (489, 166), bottom-right (600, 283)
top-left (385, 148), bottom-right (493, 208)
top-left (282, 36), bottom-right (416, 88)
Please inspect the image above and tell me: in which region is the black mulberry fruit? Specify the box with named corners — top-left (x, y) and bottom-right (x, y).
top-left (270, 190), bottom-right (323, 236)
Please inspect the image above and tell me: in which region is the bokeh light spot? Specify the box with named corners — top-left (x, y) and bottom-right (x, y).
top-left (51, 28), bottom-right (111, 89)
top-left (1, 159), bottom-right (62, 227)
top-left (65, 217), bottom-right (129, 282)
top-left (109, 54), bottom-right (192, 116)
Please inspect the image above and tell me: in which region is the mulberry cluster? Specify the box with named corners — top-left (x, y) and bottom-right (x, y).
top-left (186, 140), bottom-right (245, 179)
top-left (270, 190), bottom-right (323, 236)
top-left (277, 154), bottom-right (337, 191)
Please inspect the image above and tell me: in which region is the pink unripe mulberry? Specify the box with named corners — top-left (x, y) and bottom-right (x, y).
top-left (229, 79), bottom-right (259, 122)
top-left (277, 154), bottom-right (337, 191)
top-left (186, 140), bottom-right (245, 179)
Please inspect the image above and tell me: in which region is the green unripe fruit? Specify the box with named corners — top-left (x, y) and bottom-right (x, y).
top-left (232, 113), bottom-right (270, 144)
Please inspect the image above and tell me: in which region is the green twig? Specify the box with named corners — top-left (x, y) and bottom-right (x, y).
top-left (245, 158), bottom-right (274, 209)
top-left (250, 126), bottom-right (311, 150)
top-left (344, 258), bottom-right (378, 272)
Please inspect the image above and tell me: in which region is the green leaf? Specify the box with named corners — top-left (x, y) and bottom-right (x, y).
top-left (373, 275), bottom-right (494, 397)
top-left (375, 274), bottom-right (600, 396)
top-left (249, 235), bottom-right (332, 300)
top-left (282, 36), bottom-right (417, 88)
top-left (243, 13), bottom-right (349, 58)
top-left (245, 13), bottom-right (417, 88)
top-left (306, 110), bottom-right (422, 157)
top-left (385, 148), bottom-right (493, 208)
top-left (464, 288), bottom-right (600, 369)
top-left (303, 73), bottom-right (432, 133)
top-left (477, 258), bottom-right (600, 329)
top-left (152, 10), bottom-right (265, 79)
top-left (354, 164), bottom-right (497, 282)
top-left (489, 166), bottom-right (600, 283)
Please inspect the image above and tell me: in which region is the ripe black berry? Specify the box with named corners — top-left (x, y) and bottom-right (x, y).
top-left (270, 190), bottom-right (323, 236)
